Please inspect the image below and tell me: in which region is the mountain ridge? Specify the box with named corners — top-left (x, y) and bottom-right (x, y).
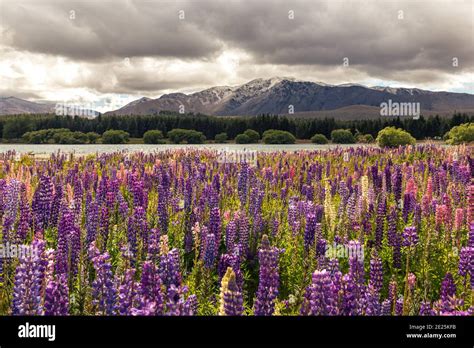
top-left (2, 77), bottom-right (474, 117)
top-left (104, 77), bottom-right (474, 116)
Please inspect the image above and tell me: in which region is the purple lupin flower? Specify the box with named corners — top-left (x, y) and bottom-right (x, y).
top-left (44, 273), bottom-right (69, 315)
top-left (99, 205), bottom-right (110, 247)
top-left (166, 284), bottom-right (190, 316)
top-left (202, 233), bottom-right (217, 269)
top-left (341, 273), bottom-right (357, 315)
top-left (32, 175), bottom-right (53, 230)
top-left (254, 235), bottom-right (283, 316)
top-left (304, 213), bottom-right (317, 250)
top-left (225, 220), bottom-right (237, 252)
top-left (402, 226), bottom-right (418, 247)
top-left (288, 203), bottom-right (299, 236)
top-left (238, 211), bottom-right (250, 256)
top-left (135, 261), bottom-right (164, 315)
top-left (183, 294), bottom-right (198, 316)
top-left (440, 272), bottom-right (456, 302)
top-left (218, 252), bottom-right (243, 290)
top-left (209, 207), bottom-right (221, 249)
top-left (12, 238), bottom-right (46, 315)
top-left (364, 285), bottom-right (381, 316)
top-left (392, 166), bottom-right (402, 203)
top-left (221, 267), bottom-right (244, 316)
top-left (381, 299), bottom-right (392, 316)
top-left (157, 183), bottom-right (169, 234)
top-left (387, 206), bottom-right (398, 246)
top-left (304, 270), bottom-right (338, 316)
top-left (159, 248), bottom-right (181, 288)
top-left (55, 206), bottom-right (75, 276)
top-left (118, 268), bottom-right (137, 315)
top-left (88, 242), bottom-right (117, 315)
top-left (375, 196), bottom-right (386, 249)
top-left (50, 182), bottom-right (63, 228)
top-left (2, 179), bottom-right (21, 241)
top-left (17, 183), bottom-right (31, 242)
top-left (395, 297), bottom-right (404, 316)
top-left (458, 247), bottom-right (473, 288)
top-left (147, 227), bottom-right (161, 263)
top-left (419, 301), bottom-right (435, 316)
top-left (85, 194), bottom-right (99, 245)
top-left (369, 251), bottom-right (383, 295)
top-left (348, 240), bottom-right (364, 286)
top-left (237, 163), bottom-right (249, 207)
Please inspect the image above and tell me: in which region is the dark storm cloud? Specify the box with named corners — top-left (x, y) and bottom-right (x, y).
top-left (0, 0), bottom-right (223, 60)
top-left (0, 0), bottom-right (472, 97)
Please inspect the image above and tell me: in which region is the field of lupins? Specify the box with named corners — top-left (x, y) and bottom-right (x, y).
top-left (0, 145), bottom-right (473, 316)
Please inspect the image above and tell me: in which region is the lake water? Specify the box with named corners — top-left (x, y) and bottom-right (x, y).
top-left (0, 143), bottom-right (376, 155)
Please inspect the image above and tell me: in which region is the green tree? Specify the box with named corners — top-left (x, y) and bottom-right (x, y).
top-left (143, 130), bottom-right (165, 144)
top-left (331, 129), bottom-right (356, 144)
top-left (444, 123), bottom-right (474, 144)
top-left (310, 133), bottom-right (329, 144)
top-left (86, 132), bottom-right (100, 144)
top-left (376, 127), bottom-right (416, 147)
top-left (101, 130), bottom-right (130, 144)
top-left (235, 133), bottom-right (250, 144)
top-left (3, 118), bottom-right (33, 140)
top-left (214, 132), bottom-right (228, 143)
top-left (243, 129), bottom-right (260, 143)
top-left (167, 128), bottom-right (205, 144)
top-left (262, 129), bottom-right (296, 144)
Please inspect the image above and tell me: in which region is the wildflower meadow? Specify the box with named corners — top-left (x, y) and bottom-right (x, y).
top-left (0, 145), bottom-right (473, 316)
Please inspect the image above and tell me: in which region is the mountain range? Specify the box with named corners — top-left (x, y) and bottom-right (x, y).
top-left (2, 77), bottom-right (474, 117)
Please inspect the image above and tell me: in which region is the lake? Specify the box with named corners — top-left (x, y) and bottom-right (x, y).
top-left (0, 143), bottom-right (377, 155)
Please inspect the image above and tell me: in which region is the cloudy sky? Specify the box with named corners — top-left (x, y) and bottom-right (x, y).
top-left (0, 0), bottom-right (473, 112)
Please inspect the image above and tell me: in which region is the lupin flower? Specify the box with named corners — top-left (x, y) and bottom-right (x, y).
top-left (254, 235), bottom-right (283, 316)
top-left (135, 261), bottom-right (163, 315)
top-left (160, 248), bottom-right (182, 288)
top-left (44, 274), bottom-right (69, 315)
top-left (117, 268), bottom-right (137, 315)
top-left (369, 251), bottom-right (383, 295)
top-left (219, 267), bottom-right (244, 316)
top-left (12, 238), bottom-right (46, 315)
top-left (88, 242), bottom-right (117, 315)
top-left (402, 226), bottom-right (418, 247)
top-left (303, 270), bottom-right (338, 316)
top-left (304, 213), bottom-right (317, 250)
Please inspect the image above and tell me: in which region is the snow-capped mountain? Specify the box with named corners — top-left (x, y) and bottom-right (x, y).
top-left (105, 77), bottom-right (474, 116)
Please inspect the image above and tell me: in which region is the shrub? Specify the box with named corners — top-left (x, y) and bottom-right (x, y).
top-left (243, 129), bottom-right (260, 143)
top-left (143, 130), bottom-right (165, 144)
top-left (376, 127), bottom-right (416, 147)
top-left (101, 130), bottom-right (130, 144)
top-left (444, 123), bottom-right (474, 145)
top-left (214, 132), bottom-right (228, 143)
top-left (56, 132), bottom-right (88, 144)
top-left (22, 128), bottom-right (90, 144)
top-left (357, 134), bottom-right (375, 143)
top-left (86, 132), bottom-right (100, 144)
top-left (235, 133), bottom-right (251, 144)
top-left (311, 133), bottom-right (329, 144)
top-left (331, 129), bottom-right (355, 144)
top-left (167, 129), bottom-right (205, 144)
top-left (262, 129), bottom-right (296, 144)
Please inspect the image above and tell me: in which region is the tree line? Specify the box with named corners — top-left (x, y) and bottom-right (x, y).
top-left (0, 112), bottom-right (472, 141)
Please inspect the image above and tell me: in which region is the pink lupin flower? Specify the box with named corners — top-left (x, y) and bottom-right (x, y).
top-left (454, 208), bottom-right (464, 231)
top-left (405, 177), bottom-right (417, 196)
top-left (436, 204), bottom-right (448, 227)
